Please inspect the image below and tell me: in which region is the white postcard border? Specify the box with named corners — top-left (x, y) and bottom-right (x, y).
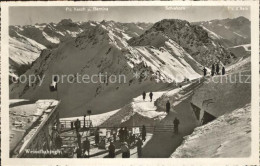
top-left (1, 1), bottom-right (259, 165)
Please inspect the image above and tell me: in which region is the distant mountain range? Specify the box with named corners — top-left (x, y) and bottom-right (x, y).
top-left (9, 17), bottom-right (250, 117)
top-left (9, 19), bottom-right (153, 80)
top-left (194, 16), bottom-right (250, 47)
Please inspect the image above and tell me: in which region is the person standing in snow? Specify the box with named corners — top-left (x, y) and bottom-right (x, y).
top-left (211, 63), bottom-right (215, 76)
top-left (124, 127), bottom-right (129, 142)
top-left (173, 118), bottom-right (180, 134)
top-left (71, 121), bottom-right (74, 129)
top-left (136, 137), bottom-right (143, 158)
top-left (141, 125), bottom-right (146, 142)
top-left (119, 127), bottom-right (124, 142)
top-left (216, 63), bottom-right (220, 75)
top-left (149, 92), bottom-right (153, 102)
top-left (222, 66), bottom-right (226, 75)
top-left (203, 67), bottom-right (207, 77)
top-left (83, 137), bottom-right (90, 157)
top-left (95, 127), bottom-right (100, 146)
top-left (121, 142), bottom-right (130, 158)
top-left (55, 134), bottom-right (63, 149)
top-left (142, 91), bottom-right (146, 101)
top-left (76, 132), bottom-right (82, 150)
top-left (76, 146), bottom-right (82, 158)
top-left (166, 100), bottom-right (171, 114)
top-left (108, 141), bottom-right (116, 158)
top-left (112, 127), bottom-right (117, 142)
top-left (75, 119), bottom-right (80, 132)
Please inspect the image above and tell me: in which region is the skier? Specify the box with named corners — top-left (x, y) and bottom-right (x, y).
top-left (141, 125), bottom-right (146, 142)
top-left (136, 137), bottom-right (143, 158)
top-left (203, 67), bottom-right (207, 77)
top-left (83, 137), bottom-right (90, 157)
top-left (222, 66), bottom-right (226, 75)
top-left (173, 118), bottom-right (180, 134)
top-left (108, 141), bottom-right (116, 158)
top-left (142, 91), bottom-right (146, 101)
top-left (121, 142), bottom-right (130, 158)
top-left (95, 127), bottom-right (100, 146)
top-left (166, 100), bottom-right (170, 114)
top-left (149, 92), bottom-right (153, 102)
top-left (216, 63), bottom-right (220, 75)
top-left (211, 63), bottom-right (215, 76)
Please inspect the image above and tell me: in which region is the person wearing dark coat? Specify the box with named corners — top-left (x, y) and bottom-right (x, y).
top-left (71, 121), bottom-right (74, 129)
top-left (149, 92), bottom-right (153, 102)
top-left (108, 141), bottom-right (116, 158)
top-left (112, 127), bottom-right (117, 142)
top-left (129, 133), bottom-right (136, 146)
top-left (119, 127), bottom-right (124, 142)
top-left (124, 127), bottom-right (129, 142)
top-left (216, 63), bottom-right (220, 75)
top-left (95, 128), bottom-right (100, 146)
top-left (136, 137), bottom-right (143, 158)
top-left (222, 66), bottom-right (226, 75)
top-left (76, 147), bottom-right (82, 158)
top-left (83, 137), bottom-right (90, 157)
top-left (166, 100), bottom-right (170, 114)
top-left (55, 135), bottom-right (63, 149)
top-left (142, 91), bottom-right (146, 101)
top-left (203, 67), bottom-right (207, 77)
top-left (76, 132), bottom-right (82, 150)
top-left (141, 125), bottom-right (146, 142)
top-left (173, 118), bottom-right (180, 134)
top-left (75, 119), bottom-right (80, 132)
top-left (211, 64), bottom-right (215, 76)
top-left (121, 142), bottom-right (130, 158)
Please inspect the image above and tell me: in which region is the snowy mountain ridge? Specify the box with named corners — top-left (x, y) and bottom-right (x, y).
top-left (194, 16), bottom-right (251, 47)
top-left (10, 18), bottom-right (246, 118)
top-left (9, 20), bottom-right (153, 81)
top-left (129, 19), bottom-right (236, 67)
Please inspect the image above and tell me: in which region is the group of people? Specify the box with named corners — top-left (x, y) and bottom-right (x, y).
top-left (72, 91), bottom-right (182, 158)
top-left (166, 100), bottom-right (180, 134)
top-left (203, 63), bottom-right (226, 77)
top-left (116, 125), bottom-right (147, 158)
top-left (142, 91), bottom-right (153, 102)
top-left (74, 125), bottom-right (147, 158)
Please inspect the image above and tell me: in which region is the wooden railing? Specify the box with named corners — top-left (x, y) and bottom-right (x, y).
top-left (59, 119), bottom-right (175, 133)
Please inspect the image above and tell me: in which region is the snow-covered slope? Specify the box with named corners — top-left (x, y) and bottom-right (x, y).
top-left (129, 19), bottom-right (236, 67)
top-left (194, 16), bottom-right (251, 47)
top-left (228, 44), bottom-right (251, 59)
top-left (9, 35), bottom-right (46, 81)
top-left (9, 20), bottom-right (152, 79)
top-left (191, 72), bottom-right (250, 120)
top-left (9, 19), bottom-right (153, 49)
top-left (61, 91), bottom-right (168, 127)
top-left (99, 91), bottom-right (168, 127)
top-left (10, 19), bottom-right (207, 118)
top-left (171, 59), bottom-right (251, 157)
top-left (171, 103), bottom-right (251, 158)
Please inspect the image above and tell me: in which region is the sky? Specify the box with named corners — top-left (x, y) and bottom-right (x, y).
top-left (9, 6), bottom-right (250, 26)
